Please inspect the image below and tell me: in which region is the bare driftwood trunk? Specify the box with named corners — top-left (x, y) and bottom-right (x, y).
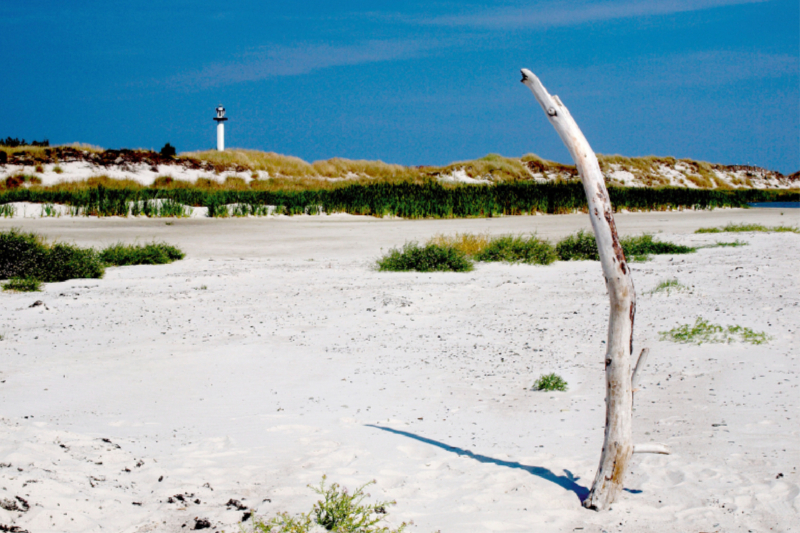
top-left (520, 69), bottom-right (636, 510)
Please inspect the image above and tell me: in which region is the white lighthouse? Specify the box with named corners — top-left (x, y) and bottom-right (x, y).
top-left (214, 104), bottom-right (228, 151)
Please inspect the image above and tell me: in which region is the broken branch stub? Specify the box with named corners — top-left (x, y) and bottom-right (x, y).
top-left (520, 68), bottom-right (637, 511)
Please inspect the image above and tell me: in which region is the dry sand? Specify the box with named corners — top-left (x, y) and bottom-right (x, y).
top-left (0, 209), bottom-right (798, 532)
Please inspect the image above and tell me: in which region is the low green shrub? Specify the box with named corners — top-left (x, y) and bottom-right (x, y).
top-left (2, 278), bottom-right (42, 292)
top-left (659, 317), bottom-right (770, 345)
top-left (0, 230), bottom-right (184, 283)
top-left (377, 242), bottom-right (473, 272)
top-left (249, 477), bottom-right (406, 533)
top-left (41, 243), bottom-right (104, 281)
top-left (99, 242), bottom-right (184, 266)
top-left (556, 231), bottom-right (694, 261)
top-left (0, 228), bottom-right (104, 282)
top-left (473, 235), bottom-right (558, 265)
top-left (555, 230), bottom-right (598, 261)
top-left (621, 234), bottom-right (695, 255)
top-left (532, 373), bottom-right (568, 392)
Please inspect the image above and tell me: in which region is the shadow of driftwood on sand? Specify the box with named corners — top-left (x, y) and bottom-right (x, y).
top-left (366, 424), bottom-right (591, 501)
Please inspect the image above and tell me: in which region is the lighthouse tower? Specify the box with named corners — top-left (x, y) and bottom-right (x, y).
top-left (213, 105), bottom-right (228, 151)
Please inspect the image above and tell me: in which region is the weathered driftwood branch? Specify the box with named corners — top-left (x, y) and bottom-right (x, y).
top-left (520, 69), bottom-right (637, 511)
top-left (634, 443), bottom-right (670, 455)
top-left (631, 347), bottom-right (650, 389)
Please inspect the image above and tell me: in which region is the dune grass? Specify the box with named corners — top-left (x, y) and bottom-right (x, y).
top-left (659, 317), bottom-right (770, 345)
top-left (429, 233), bottom-right (558, 264)
top-left (621, 234), bottom-right (696, 258)
top-left (472, 235), bottom-right (558, 264)
top-left (99, 242), bottom-right (185, 266)
top-left (2, 277), bottom-right (42, 292)
top-left (695, 223), bottom-right (799, 234)
top-left (555, 230), bottom-right (599, 261)
top-left (381, 231), bottom-right (701, 272)
top-left (647, 278), bottom-right (688, 295)
top-left (249, 477), bottom-right (406, 533)
top-left (555, 230), bottom-right (695, 261)
top-left (377, 242), bottom-right (473, 272)
top-left (0, 228), bottom-right (105, 282)
top-left (532, 373), bottom-right (568, 392)
top-left (709, 239), bottom-right (748, 248)
top-left (1, 229), bottom-right (185, 286)
top-left (428, 233), bottom-right (492, 256)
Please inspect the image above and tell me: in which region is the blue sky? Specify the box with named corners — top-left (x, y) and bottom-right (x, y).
top-left (3, 1), bottom-right (798, 173)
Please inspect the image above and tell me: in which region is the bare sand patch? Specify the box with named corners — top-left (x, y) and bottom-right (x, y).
top-left (0, 209), bottom-right (797, 532)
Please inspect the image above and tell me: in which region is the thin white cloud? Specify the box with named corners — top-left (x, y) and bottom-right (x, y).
top-left (167, 39), bottom-right (438, 89)
top-left (427, 0), bottom-right (770, 28)
top-left (637, 50), bottom-right (798, 86)
top-left (541, 50), bottom-right (798, 94)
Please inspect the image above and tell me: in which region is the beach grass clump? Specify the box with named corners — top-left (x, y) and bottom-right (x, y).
top-left (0, 228), bottom-right (104, 282)
top-left (249, 477), bottom-right (406, 533)
top-left (555, 230), bottom-right (599, 261)
top-left (473, 235), bottom-right (558, 264)
top-left (621, 234), bottom-right (695, 256)
top-left (99, 242), bottom-right (184, 266)
top-left (2, 277), bottom-right (42, 292)
top-left (660, 317), bottom-right (770, 345)
top-left (428, 232), bottom-right (491, 256)
top-left (377, 242), bottom-right (473, 272)
top-left (555, 231), bottom-right (695, 261)
top-left (695, 223), bottom-right (799, 234)
top-left (647, 278), bottom-right (687, 295)
top-left (532, 373), bottom-right (568, 392)
top-left (710, 239), bottom-right (748, 248)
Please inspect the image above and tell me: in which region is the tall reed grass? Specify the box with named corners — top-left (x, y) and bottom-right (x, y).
top-left (2, 183), bottom-right (795, 218)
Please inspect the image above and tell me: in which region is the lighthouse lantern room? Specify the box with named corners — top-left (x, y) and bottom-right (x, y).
top-left (213, 105), bottom-right (228, 151)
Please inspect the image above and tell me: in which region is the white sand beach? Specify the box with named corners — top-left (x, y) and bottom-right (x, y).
top-left (0, 208), bottom-right (798, 532)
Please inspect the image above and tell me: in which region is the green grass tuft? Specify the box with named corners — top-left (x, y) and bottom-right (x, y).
top-left (695, 223), bottom-right (799, 234)
top-left (2, 277), bottom-right (42, 292)
top-left (377, 243), bottom-right (473, 272)
top-left (532, 373), bottom-right (568, 392)
top-left (648, 278), bottom-right (687, 295)
top-left (248, 476), bottom-right (406, 533)
top-left (472, 235), bottom-right (558, 265)
top-left (99, 242), bottom-right (185, 266)
top-left (710, 239), bottom-right (748, 248)
top-left (659, 317), bottom-right (770, 345)
top-left (0, 204), bottom-right (15, 218)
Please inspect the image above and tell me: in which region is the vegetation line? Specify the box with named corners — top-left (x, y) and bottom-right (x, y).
top-left (1, 182), bottom-right (797, 219)
top-left (377, 232), bottom-right (697, 272)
